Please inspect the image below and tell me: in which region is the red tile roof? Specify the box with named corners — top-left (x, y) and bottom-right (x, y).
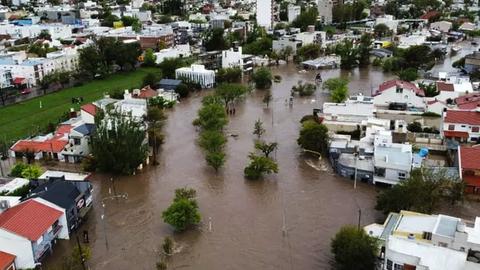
top-left (420, 11), bottom-right (440, 20)
top-left (377, 80), bottom-right (425, 97)
top-left (11, 139), bottom-right (68, 153)
top-left (0, 251), bottom-right (15, 270)
top-left (0, 199), bottom-right (62, 241)
top-left (436, 81), bottom-right (454, 92)
top-left (81, 104), bottom-right (97, 116)
top-left (460, 146), bottom-right (480, 170)
top-left (55, 124), bottom-right (72, 136)
top-left (444, 130), bottom-right (469, 138)
top-left (444, 110), bottom-right (480, 125)
top-left (133, 86), bottom-right (158, 99)
top-left (455, 93), bottom-right (480, 110)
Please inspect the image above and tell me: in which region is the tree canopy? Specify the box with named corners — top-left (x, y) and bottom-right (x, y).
top-left (297, 120), bottom-right (329, 155)
top-left (252, 67), bottom-right (273, 89)
top-left (91, 111), bottom-right (148, 175)
top-left (324, 78), bottom-right (349, 103)
top-left (375, 168), bottom-right (464, 215)
top-left (331, 226), bottom-right (378, 270)
top-left (162, 188), bottom-right (201, 231)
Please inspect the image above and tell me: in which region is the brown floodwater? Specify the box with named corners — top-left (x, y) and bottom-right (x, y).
top-left (43, 64), bottom-right (396, 270)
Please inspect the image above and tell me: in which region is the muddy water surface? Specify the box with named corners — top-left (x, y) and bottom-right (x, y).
top-left (44, 65), bottom-right (395, 270)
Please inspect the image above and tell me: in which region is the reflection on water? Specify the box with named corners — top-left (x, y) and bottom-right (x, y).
top-left (43, 64), bottom-right (395, 270)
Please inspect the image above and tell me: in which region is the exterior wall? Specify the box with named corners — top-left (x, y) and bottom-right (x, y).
top-left (426, 102), bottom-right (448, 115)
top-left (80, 110), bottom-right (95, 124)
top-left (272, 38), bottom-right (301, 54)
top-left (374, 88), bottom-right (426, 110)
top-left (288, 6), bottom-right (301, 23)
top-left (256, 0), bottom-right (273, 28)
top-left (317, 0), bottom-right (333, 23)
top-left (443, 122), bottom-right (480, 142)
top-left (335, 162), bottom-right (374, 183)
top-left (222, 47), bottom-right (243, 69)
top-left (33, 198), bottom-right (69, 240)
top-left (0, 230), bottom-right (34, 269)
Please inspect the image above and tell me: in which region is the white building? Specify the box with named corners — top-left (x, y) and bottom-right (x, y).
top-left (365, 210), bottom-right (480, 270)
top-left (154, 44), bottom-right (191, 64)
top-left (442, 110), bottom-right (480, 143)
top-left (0, 198), bottom-right (69, 269)
top-left (317, 0), bottom-right (333, 23)
top-left (288, 5), bottom-right (301, 23)
top-left (175, 64), bottom-right (215, 88)
top-left (272, 36), bottom-right (302, 54)
top-left (45, 47), bottom-right (79, 73)
top-left (373, 143), bottom-right (413, 185)
top-left (256, 0), bottom-right (273, 29)
top-left (221, 46), bottom-right (253, 73)
top-left (321, 95), bottom-right (375, 132)
top-left (374, 80), bottom-right (426, 112)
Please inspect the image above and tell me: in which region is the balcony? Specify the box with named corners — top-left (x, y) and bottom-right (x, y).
top-left (33, 225), bottom-right (62, 261)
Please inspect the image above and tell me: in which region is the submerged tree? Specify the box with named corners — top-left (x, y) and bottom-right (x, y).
top-left (244, 153), bottom-right (279, 180)
top-left (253, 119), bottom-right (266, 139)
top-left (255, 141), bottom-right (278, 158)
top-left (91, 111), bottom-right (148, 175)
top-left (297, 120), bottom-right (329, 155)
top-left (375, 168), bottom-right (464, 214)
top-left (162, 188), bottom-right (201, 231)
top-left (263, 91), bottom-right (273, 108)
top-left (252, 67), bottom-right (272, 89)
top-left (331, 226), bottom-right (378, 270)
top-left (324, 78), bottom-right (349, 103)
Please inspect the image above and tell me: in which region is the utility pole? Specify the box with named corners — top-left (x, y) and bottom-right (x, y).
top-left (357, 208), bottom-right (362, 230)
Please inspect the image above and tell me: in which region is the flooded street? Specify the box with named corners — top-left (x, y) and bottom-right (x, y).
top-left (44, 64), bottom-right (396, 270)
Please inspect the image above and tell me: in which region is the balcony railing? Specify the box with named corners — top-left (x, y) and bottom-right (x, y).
top-left (33, 225), bottom-right (62, 261)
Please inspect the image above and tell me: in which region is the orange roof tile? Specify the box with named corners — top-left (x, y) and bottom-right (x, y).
top-left (81, 104), bottom-right (97, 116)
top-left (0, 251), bottom-right (15, 270)
top-left (377, 80), bottom-right (425, 96)
top-left (460, 146), bottom-right (480, 170)
top-left (11, 139), bottom-right (68, 153)
top-left (0, 199), bottom-right (62, 241)
top-left (444, 110), bottom-right (480, 125)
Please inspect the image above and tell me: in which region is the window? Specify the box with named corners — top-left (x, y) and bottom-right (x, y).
top-left (473, 126), bottom-right (479, 132)
top-left (422, 231), bottom-right (432, 240)
top-left (439, 242), bottom-right (448, 248)
top-left (387, 260), bottom-right (393, 270)
top-left (398, 172), bottom-right (406, 180)
top-left (448, 125), bottom-right (455, 130)
top-left (396, 87), bottom-right (403, 93)
top-left (394, 264), bottom-right (404, 270)
top-left (74, 138), bottom-right (81, 145)
top-left (461, 125), bottom-right (466, 128)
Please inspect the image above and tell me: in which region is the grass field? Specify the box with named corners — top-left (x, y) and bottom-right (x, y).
top-left (0, 67), bottom-right (161, 141)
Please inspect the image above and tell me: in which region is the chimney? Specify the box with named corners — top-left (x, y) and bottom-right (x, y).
top-left (307, 25), bottom-right (315, 33)
top-left (69, 108), bottom-right (77, 118)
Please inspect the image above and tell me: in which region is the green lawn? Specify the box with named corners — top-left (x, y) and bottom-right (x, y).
top-left (0, 67), bottom-right (161, 141)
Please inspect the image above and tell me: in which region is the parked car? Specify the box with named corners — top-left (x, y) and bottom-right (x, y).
top-left (20, 88), bottom-right (32, 95)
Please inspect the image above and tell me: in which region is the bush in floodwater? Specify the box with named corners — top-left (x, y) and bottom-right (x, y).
top-left (156, 261), bottom-right (167, 270)
top-left (162, 237), bottom-right (174, 255)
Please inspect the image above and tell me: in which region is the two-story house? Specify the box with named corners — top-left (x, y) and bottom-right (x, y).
top-left (459, 146), bottom-right (480, 194)
top-left (374, 80), bottom-right (426, 112)
top-left (29, 179), bottom-right (93, 233)
top-left (0, 198), bottom-right (69, 269)
top-left (442, 110), bottom-right (480, 143)
top-left (365, 210), bottom-right (480, 270)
